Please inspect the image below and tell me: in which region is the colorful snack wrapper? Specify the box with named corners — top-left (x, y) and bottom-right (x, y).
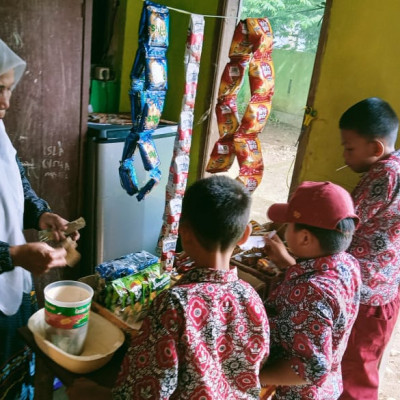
top-left (247, 18), bottom-right (273, 54)
top-left (218, 59), bottom-right (249, 98)
top-left (239, 100), bottom-right (272, 135)
top-left (139, 1), bottom-right (169, 48)
top-left (96, 250), bottom-right (159, 281)
top-left (145, 47), bottom-right (168, 91)
top-left (206, 136), bottom-right (236, 173)
top-left (141, 91), bottom-right (166, 131)
top-left (185, 14), bottom-right (204, 64)
top-left (119, 158), bottom-right (139, 196)
top-left (157, 14), bottom-right (205, 270)
top-left (229, 20), bottom-right (252, 58)
top-left (237, 174), bottom-right (263, 193)
top-left (234, 135), bottom-right (264, 172)
top-left (121, 130), bottom-right (140, 161)
top-left (215, 97), bottom-right (240, 136)
top-left (206, 18), bottom-right (274, 192)
top-left (121, 0), bottom-right (169, 199)
top-left (136, 167), bottom-right (162, 201)
top-left (104, 262), bottom-right (170, 323)
top-left (248, 58), bottom-right (275, 99)
top-left (138, 131), bottom-right (161, 171)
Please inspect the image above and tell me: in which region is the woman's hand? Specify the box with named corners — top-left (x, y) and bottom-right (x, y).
top-left (263, 234), bottom-right (296, 270)
top-left (39, 212), bottom-right (80, 241)
top-left (9, 242), bottom-right (67, 274)
top-left (66, 378), bottom-right (112, 400)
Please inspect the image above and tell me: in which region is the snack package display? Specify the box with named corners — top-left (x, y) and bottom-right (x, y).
top-left (95, 250), bottom-right (159, 281)
top-left (103, 263), bottom-right (171, 324)
top-left (157, 14), bottom-right (205, 271)
top-left (206, 18), bottom-right (274, 192)
top-left (119, 0), bottom-right (169, 200)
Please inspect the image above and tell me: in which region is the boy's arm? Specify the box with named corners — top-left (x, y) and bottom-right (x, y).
top-left (112, 291), bottom-right (182, 399)
top-left (263, 234), bottom-right (296, 269)
top-left (264, 287), bottom-right (334, 387)
top-left (354, 165), bottom-right (397, 222)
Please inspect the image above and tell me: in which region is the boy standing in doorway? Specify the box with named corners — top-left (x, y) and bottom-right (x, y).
top-left (339, 97), bottom-right (400, 399)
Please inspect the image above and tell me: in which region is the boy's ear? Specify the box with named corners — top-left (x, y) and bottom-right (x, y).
top-left (298, 229), bottom-right (313, 247)
top-left (237, 223), bottom-right (252, 245)
top-left (372, 139), bottom-right (385, 157)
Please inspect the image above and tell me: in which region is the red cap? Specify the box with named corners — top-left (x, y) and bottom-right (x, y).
top-left (267, 181), bottom-right (359, 230)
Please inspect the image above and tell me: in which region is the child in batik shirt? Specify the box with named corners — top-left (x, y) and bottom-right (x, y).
top-left (67, 176), bottom-right (269, 400)
top-left (338, 98), bottom-right (400, 400)
top-left (260, 181), bottom-right (361, 400)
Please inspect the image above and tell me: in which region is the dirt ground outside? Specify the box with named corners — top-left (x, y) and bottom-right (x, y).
top-left (227, 117), bottom-right (400, 399)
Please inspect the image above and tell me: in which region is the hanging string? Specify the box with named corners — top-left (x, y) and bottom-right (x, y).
top-left (142, 0), bottom-right (324, 21)
top-left (142, 0), bottom-right (239, 19)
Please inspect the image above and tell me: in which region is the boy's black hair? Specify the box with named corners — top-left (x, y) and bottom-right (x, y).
top-left (181, 175), bottom-right (251, 252)
top-left (294, 217), bottom-right (356, 255)
top-left (339, 97), bottom-right (399, 146)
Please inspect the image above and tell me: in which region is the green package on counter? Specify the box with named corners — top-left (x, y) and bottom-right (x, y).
top-left (103, 262), bottom-right (170, 324)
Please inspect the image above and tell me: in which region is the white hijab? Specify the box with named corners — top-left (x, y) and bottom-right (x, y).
top-left (0, 39), bottom-right (32, 316)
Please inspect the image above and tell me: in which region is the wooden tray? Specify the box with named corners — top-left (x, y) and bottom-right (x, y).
top-left (91, 301), bottom-right (142, 336)
top-left (231, 259), bottom-right (280, 282)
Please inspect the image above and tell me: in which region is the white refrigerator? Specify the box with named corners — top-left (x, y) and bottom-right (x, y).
top-left (85, 122), bottom-right (177, 270)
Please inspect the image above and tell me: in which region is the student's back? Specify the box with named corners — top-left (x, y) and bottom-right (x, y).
top-left (113, 267), bottom-right (269, 399)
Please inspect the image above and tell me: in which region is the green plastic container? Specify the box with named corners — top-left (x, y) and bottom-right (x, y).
top-left (90, 79), bottom-right (120, 113)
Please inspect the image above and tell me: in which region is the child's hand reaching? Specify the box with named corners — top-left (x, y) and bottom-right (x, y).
top-left (263, 234), bottom-right (296, 270)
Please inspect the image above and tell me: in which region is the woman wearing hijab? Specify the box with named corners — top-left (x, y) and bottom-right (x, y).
top-left (0, 39), bottom-right (78, 399)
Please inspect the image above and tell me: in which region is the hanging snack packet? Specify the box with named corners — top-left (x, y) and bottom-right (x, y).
top-left (119, 158), bottom-right (139, 196)
top-left (140, 91), bottom-right (165, 131)
top-left (239, 100), bottom-right (272, 135)
top-left (121, 130), bottom-right (140, 161)
top-left (206, 136), bottom-right (236, 173)
top-left (234, 135), bottom-right (264, 174)
top-left (136, 167), bottom-right (162, 201)
top-left (218, 59), bottom-right (248, 98)
top-left (248, 58), bottom-right (275, 100)
top-left (138, 131), bottom-right (161, 171)
top-left (247, 18), bottom-right (273, 54)
top-left (139, 0), bottom-right (169, 48)
top-left (237, 174), bottom-right (263, 193)
top-left (229, 20), bottom-right (252, 58)
top-left (145, 47), bottom-right (168, 91)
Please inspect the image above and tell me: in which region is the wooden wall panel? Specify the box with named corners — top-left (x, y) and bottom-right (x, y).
top-left (0, 0), bottom-right (92, 304)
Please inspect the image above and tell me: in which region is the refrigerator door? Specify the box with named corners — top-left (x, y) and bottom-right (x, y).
top-left (85, 123), bottom-right (177, 268)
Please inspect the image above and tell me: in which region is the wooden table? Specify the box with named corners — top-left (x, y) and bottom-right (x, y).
top-left (18, 326), bottom-right (127, 400)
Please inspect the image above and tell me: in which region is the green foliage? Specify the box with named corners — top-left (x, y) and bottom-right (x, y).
top-left (241, 0), bottom-right (325, 52)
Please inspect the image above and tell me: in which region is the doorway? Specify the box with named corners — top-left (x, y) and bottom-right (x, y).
top-left (212, 0), bottom-right (327, 223)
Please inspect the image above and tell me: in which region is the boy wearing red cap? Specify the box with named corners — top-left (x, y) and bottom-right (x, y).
top-left (260, 181), bottom-right (361, 400)
top-left (338, 98), bottom-right (400, 399)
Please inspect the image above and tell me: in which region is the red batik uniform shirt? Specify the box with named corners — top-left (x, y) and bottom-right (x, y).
top-left (112, 267), bottom-right (270, 400)
top-left (265, 252), bottom-right (361, 400)
top-left (349, 149), bottom-right (400, 306)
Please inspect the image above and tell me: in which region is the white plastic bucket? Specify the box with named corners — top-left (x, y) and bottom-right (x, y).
top-left (44, 280), bottom-right (94, 355)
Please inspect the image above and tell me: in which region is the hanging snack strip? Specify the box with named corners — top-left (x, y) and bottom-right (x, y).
top-left (119, 0), bottom-right (169, 201)
top-left (206, 18), bottom-right (274, 192)
top-left (157, 14), bottom-right (205, 272)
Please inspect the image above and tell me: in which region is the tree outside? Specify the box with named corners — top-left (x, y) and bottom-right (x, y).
top-left (241, 0), bottom-right (326, 52)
